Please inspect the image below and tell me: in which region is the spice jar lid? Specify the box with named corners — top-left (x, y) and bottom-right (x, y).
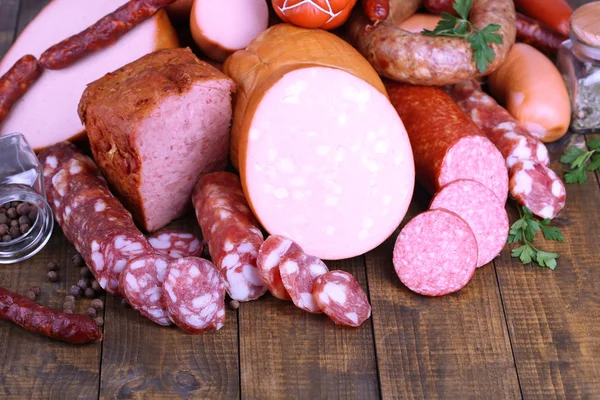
top-left (571, 2), bottom-right (600, 47)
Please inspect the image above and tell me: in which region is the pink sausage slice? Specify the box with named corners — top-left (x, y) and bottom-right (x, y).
top-left (148, 230), bottom-right (203, 260)
top-left (279, 246), bottom-right (329, 314)
top-left (256, 235), bottom-right (302, 301)
top-left (120, 253), bottom-right (171, 326)
top-left (430, 180), bottom-right (509, 267)
top-left (163, 257), bottom-right (226, 334)
top-left (393, 209), bottom-right (478, 296)
top-left (312, 270), bottom-right (372, 327)
top-left (509, 161), bottom-right (566, 219)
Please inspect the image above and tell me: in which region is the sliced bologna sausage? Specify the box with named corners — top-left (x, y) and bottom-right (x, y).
top-left (347, 0), bottom-right (516, 85)
top-left (38, 142), bottom-right (154, 296)
top-left (509, 161), bottom-right (566, 219)
top-left (279, 245), bottom-right (329, 314)
top-left (386, 82), bottom-right (509, 204)
top-left (148, 230), bottom-right (203, 260)
top-left (393, 209), bottom-right (477, 296)
top-left (223, 24), bottom-right (415, 260)
top-left (0, 286), bottom-right (102, 344)
top-left (162, 257), bottom-right (226, 334)
top-left (447, 80), bottom-right (550, 168)
top-left (312, 270), bottom-right (371, 327)
top-left (119, 253), bottom-right (171, 326)
top-left (256, 235), bottom-right (300, 300)
top-left (430, 180), bottom-right (509, 267)
top-left (192, 172), bottom-right (267, 302)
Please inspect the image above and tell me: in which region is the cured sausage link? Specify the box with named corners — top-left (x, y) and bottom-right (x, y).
top-left (363, 0), bottom-right (389, 24)
top-left (0, 286), bottom-right (102, 344)
top-left (347, 0), bottom-right (516, 85)
top-left (39, 0), bottom-right (176, 69)
top-left (0, 55), bottom-right (42, 123)
top-left (515, 13), bottom-right (567, 55)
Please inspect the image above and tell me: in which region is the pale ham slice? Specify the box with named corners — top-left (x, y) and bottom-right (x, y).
top-left (0, 0), bottom-right (178, 152)
top-left (224, 25), bottom-right (415, 260)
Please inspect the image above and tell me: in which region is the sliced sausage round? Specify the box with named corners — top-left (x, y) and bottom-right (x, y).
top-left (148, 230), bottom-right (203, 260)
top-left (509, 161), bottom-right (566, 219)
top-left (256, 235), bottom-right (300, 300)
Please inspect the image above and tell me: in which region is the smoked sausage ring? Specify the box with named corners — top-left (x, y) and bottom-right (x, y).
top-left (347, 0), bottom-right (516, 86)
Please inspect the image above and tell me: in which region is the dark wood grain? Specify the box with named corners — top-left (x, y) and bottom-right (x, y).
top-left (366, 188), bottom-right (521, 399)
top-left (0, 1), bottom-right (102, 398)
top-left (238, 256), bottom-right (379, 400)
top-left (495, 135), bottom-right (600, 399)
top-left (99, 217), bottom-right (240, 400)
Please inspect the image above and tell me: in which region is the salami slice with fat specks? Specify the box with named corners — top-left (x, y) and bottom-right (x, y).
top-left (256, 235), bottom-right (302, 300)
top-left (509, 161), bottom-right (566, 219)
top-left (393, 209), bottom-right (477, 296)
top-left (312, 271), bottom-right (371, 327)
top-left (279, 246), bottom-right (329, 313)
top-left (163, 257), bottom-right (226, 334)
top-left (120, 254), bottom-right (171, 326)
top-left (430, 180), bottom-right (509, 267)
top-left (148, 230), bottom-right (203, 260)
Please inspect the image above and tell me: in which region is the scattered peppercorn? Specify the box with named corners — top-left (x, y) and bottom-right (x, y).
top-left (6, 208), bottom-right (17, 219)
top-left (24, 291), bottom-right (36, 301)
top-left (16, 202), bottom-right (30, 216)
top-left (121, 299), bottom-right (130, 308)
top-left (9, 219), bottom-right (18, 228)
top-left (68, 285), bottom-right (82, 298)
top-left (62, 300), bottom-right (75, 311)
top-left (79, 266), bottom-right (92, 279)
top-left (84, 288), bottom-right (96, 299)
top-left (77, 279), bottom-right (90, 290)
top-left (28, 209), bottom-right (37, 221)
top-left (72, 253), bottom-right (84, 267)
top-left (63, 309), bottom-right (74, 314)
top-left (64, 295), bottom-right (76, 303)
top-left (29, 286), bottom-right (41, 296)
top-left (0, 202), bottom-right (38, 241)
top-left (94, 317), bottom-right (104, 327)
top-left (91, 299), bottom-right (104, 311)
top-left (91, 280), bottom-right (102, 293)
top-left (47, 261), bottom-right (58, 271)
top-left (229, 300), bottom-right (240, 310)
top-left (9, 225), bottom-right (20, 238)
top-left (86, 307), bottom-right (97, 318)
top-left (20, 224), bottom-right (30, 235)
top-left (47, 271), bottom-right (59, 282)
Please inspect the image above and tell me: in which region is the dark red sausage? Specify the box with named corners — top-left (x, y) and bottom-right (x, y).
top-left (0, 286), bottom-right (102, 344)
top-left (363, 0), bottom-right (390, 24)
top-left (39, 0), bottom-right (176, 69)
top-left (515, 13), bottom-right (567, 55)
top-left (0, 55), bottom-right (42, 123)
top-left (423, 0), bottom-right (455, 15)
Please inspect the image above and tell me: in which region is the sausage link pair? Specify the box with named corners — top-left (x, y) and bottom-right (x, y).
top-left (40, 0), bottom-right (176, 69)
top-left (0, 286), bottom-right (101, 344)
top-left (0, 55), bottom-right (42, 124)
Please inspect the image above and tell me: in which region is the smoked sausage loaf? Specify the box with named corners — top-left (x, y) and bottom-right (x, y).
top-left (223, 24), bottom-right (415, 260)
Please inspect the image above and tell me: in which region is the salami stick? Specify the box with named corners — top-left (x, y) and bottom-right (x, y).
top-left (39, 0), bottom-right (176, 69)
top-left (0, 55), bottom-right (42, 123)
top-left (0, 286), bottom-right (102, 344)
top-left (515, 13), bottom-right (567, 55)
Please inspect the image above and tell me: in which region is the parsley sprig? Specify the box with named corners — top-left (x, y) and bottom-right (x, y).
top-left (560, 137), bottom-right (600, 184)
top-left (507, 206), bottom-right (564, 270)
top-left (422, 0), bottom-right (503, 73)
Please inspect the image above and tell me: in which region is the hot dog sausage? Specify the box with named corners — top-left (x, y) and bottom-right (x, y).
top-left (363, 0), bottom-right (390, 24)
top-left (0, 286), bottom-right (102, 344)
top-left (0, 55), bottom-right (42, 124)
top-left (39, 0), bottom-right (176, 69)
top-left (347, 0), bottom-right (516, 86)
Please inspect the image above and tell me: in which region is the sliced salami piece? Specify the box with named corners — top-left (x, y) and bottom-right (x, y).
top-left (312, 270), bottom-right (371, 327)
top-left (162, 257), bottom-right (226, 334)
top-left (256, 235), bottom-right (301, 300)
top-left (192, 172), bottom-right (267, 302)
top-left (448, 80), bottom-right (550, 168)
top-left (120, 254), bottom-right (171, 326)
top-left (393, 209), bottom-right (477, 296)
top-left (386, 83), bottom-right (509, 204)
top-left (279, 246), bottom-right (329, 314)
top-left (148, 230), bottom-right (203, 260)
top-left (509, 161), bottom-right (566, 219)
top-left (430, 180), bottom-right (509, 267)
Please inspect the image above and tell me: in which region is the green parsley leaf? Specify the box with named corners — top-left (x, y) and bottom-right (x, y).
top-left (561, 139), bottom-right (600, 184)
top-left (541, 225), bottom-right (564, 242)
top-left (420, 0), bottom-right (503, 73)
top-left (560, 147), bottom-right (586, 165)
top-left (587, 155), bottom-right (600, 172)
top-left (587, 136), bottom-right (600, 151)
top-left (565, 167), bottom-right (587, 184)
top-left (512, 244), bottom-right (535, 264)
top-left (523, 219), bottom-right (541, 242)
top-left (536, 251), bottom-right (558, 270)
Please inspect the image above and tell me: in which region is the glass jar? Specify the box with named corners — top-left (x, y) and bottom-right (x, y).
top-left (557, 1), bottom-right (600, 134)
top-left (0, 133), bottom-right (54, 264)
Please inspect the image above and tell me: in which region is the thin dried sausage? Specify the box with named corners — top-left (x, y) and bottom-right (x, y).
top-left (363, 0), bottom-right (389, 24)
top-left (0, 55), bottom-right (42, 123)
top-left (0, 286), bottom-right (102, 344)
top-left (39, 0), bottom-right (176, 69)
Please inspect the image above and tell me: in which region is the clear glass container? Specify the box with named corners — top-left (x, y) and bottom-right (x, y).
top-left (0, 133), bottom-right (53, 264)
top-left (557, 1), bottom-right (600, 134)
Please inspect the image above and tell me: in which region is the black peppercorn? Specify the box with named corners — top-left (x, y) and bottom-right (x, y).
top-left (47, 271), bottom-right (59, 282)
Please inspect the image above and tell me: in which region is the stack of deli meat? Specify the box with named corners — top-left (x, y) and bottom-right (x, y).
top-left (0, 0), bottom-right (575, 341)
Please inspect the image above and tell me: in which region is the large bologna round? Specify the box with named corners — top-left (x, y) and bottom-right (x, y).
top-left (223, 24), bottom-right (415, 261)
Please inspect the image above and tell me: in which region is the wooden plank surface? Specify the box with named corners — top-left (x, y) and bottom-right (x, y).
top-left (366, 188), bottom-right (521, 399)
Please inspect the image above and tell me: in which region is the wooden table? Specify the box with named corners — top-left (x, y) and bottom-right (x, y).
top-left (1, 1), bottom-right (599, 398)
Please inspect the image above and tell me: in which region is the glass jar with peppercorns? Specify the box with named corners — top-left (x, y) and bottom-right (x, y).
top-left (0, 133), bottom-right (53, 264)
